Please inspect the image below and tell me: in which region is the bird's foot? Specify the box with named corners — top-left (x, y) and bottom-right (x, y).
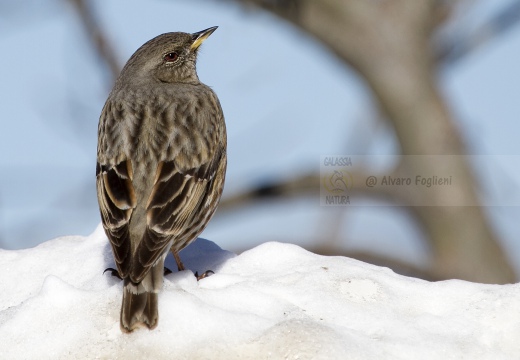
top-left (103, 267), bottom-right (123, 280)
top-left (194, 270), bottom-right (214, 281)
top-left (164, 264), bottom-right (213, 280)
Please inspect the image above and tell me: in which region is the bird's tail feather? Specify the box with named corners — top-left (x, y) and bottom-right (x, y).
top-left (120, 262), bottom-right (163, 332)
top-left (120, 285), bottom-right (158, 332)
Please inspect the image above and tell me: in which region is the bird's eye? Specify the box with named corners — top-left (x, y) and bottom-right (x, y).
top-left (164, 52), bottom-right (179, 62)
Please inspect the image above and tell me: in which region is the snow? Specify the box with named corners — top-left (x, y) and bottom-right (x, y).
top-left (1, 226), bottom-right (519, 359)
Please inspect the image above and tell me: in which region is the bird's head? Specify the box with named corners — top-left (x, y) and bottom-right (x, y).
top-left (117, 26), bottom-right (218, 86)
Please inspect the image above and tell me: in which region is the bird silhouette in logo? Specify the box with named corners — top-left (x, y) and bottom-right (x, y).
top-left (328, 170), bottom-right (351, 193)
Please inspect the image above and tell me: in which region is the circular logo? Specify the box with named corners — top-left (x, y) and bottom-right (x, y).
top-left (323, 170), bottom-right (353, 194)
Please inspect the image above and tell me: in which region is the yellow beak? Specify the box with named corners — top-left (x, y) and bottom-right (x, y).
top-left (191, 26), bottom-right (218, 51)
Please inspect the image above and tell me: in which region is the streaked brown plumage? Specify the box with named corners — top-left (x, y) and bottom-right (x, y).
top-left (96, 27), bottom-right (226, 332)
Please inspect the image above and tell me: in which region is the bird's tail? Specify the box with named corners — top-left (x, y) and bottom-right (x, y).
top-left (120, 262), bottom-right (163, 332)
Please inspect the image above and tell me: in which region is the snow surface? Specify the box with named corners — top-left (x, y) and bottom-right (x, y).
top-left (1, 226), bottom-right (519, 359)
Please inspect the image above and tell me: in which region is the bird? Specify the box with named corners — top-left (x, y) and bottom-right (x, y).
top-left (96, 26), bottom-right (226, 333)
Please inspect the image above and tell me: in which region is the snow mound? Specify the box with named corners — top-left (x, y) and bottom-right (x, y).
top-left (1, 225), bottom-right (519, 359)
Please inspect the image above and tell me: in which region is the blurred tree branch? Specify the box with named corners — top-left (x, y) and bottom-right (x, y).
top-left (219, 169), bottom-right (398, 212)
top-left (221, 0), bottom-right (518, 283)
top-left (437, 0), bottom-right (520, 64)
top-left (67, 0), bottom-right (121, 83)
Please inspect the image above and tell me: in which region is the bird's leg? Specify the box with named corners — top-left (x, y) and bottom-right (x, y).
top-left (163, 251), bottom-right (185, 275)
top-left (104, 267), bottom-right (123, 280)
top-left (173, 251), bottom-right (186, 271)
top-left (171, 250), bottom-right (214, 280)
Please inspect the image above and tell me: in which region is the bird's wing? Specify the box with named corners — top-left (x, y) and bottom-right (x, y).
top-left (96, 159), bottom-right (136, 278)
top-left (129, 146), bottom-right (226, 283)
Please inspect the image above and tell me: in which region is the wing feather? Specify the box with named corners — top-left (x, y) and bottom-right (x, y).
top-left (129, 147), bottom-right (225, 283)
top-left (96, 160), bottom-right (136, 277)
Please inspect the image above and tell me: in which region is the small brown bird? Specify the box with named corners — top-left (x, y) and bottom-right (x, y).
top-left (96, 27), bottom-right (226, 332)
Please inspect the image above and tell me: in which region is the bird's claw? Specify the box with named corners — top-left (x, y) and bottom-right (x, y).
top-left (103, 267), bottom-right (123, 280)
top-left (194, 270), bottom-right (214, 281)
top-left (104, 266), bottom-right (213, 281)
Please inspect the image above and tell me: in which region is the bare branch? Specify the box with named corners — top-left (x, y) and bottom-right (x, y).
top-left (219, 169), bottom-right (398, 211)
top-left (220, 0), bottom-right (517, 283)
top-left (67, 0), bottom-right (121, 83)
top-left (437, 0), bottom-right (520, 64)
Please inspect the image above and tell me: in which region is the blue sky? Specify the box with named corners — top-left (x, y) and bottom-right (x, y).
top-left (1, 0), bottom-right (520, 272)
